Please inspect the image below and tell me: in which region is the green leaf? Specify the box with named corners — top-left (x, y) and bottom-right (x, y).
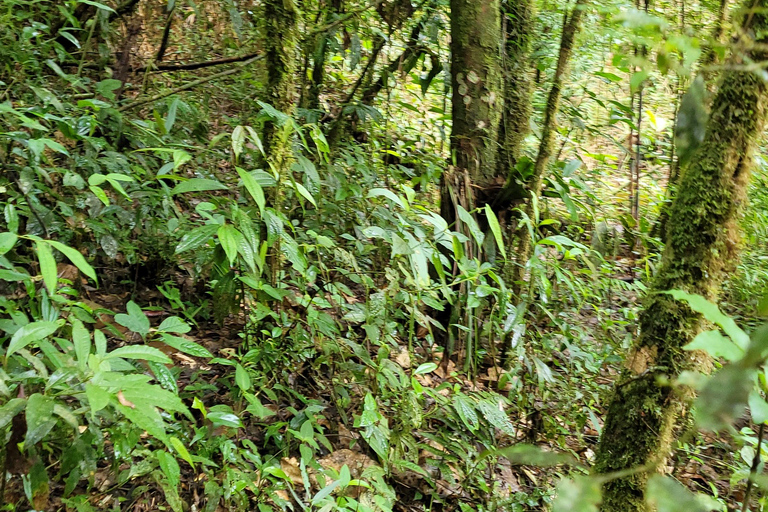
top-left (169, 436), bottom-right (195, 469)
top-left (175, 224), bottom-right (218, 254)
top-left (552, 476), bottom-right (602, 512)
top-left (157, 450), bottom-right (181, 488)
top-left (476, 399), bottom-right (516, 436)
top-left (235, 364), bottom-right (251, 391)
top-left (665, 290), bottom-right (749, 350)
top-left (457, 205), bottom-right (484, 247)
top-left (106, 345), bottom-right (172, 364)
top-left (675, 76), bottom-right (708, 168)
top-left (71, 319), bottom-right (91, 373)
top-left (646, 474), bottom-right (719, 512)
top-left (696, 365), bottom-right (754, 431)
top-left (749, 390), bottom-right (768, 424)
top-left (85, 383), bottom-right (111, 415)
top-left (245, 126), bottom-right (265, 156)
top-left (165, 97), bottom-right (180, 133)
top-left (5, 204), bottom-right (19, 233)
top-left (171, 179), bottom-right (228, 195)
top-left (684, 330), bottom-right (743, 362)
top-left (207, 411), bottom-right (243, 428)
top-left (485, 205), bottom-right (505, 259)
top-left (47, 240), bottom-right (98, 283)
top-left (26, 393), bottom-right (55, 446)
top-left (0, 232), bottom-right (17, 255)
top-left (367, 188), bottom-right (406, 209)
top-left (237, 167), bottom-right (265, 216)
top-left (36, 241), bottom-right (57, 294)
top-left (160, 333), bottom-right (213, 358)
top-left (8, 321), bottom-right (61, 357)
top-left (77, 0), bottom-right (116, 13)
top-left (114, 301), bottom-right (150, 336)
top-left (294, 182), bottom-right (317, 207)
top-left (148, 361), bottom-right (179, 394)
top-left (157, 316), bottom-right (191, 334)
top-left (217, 224), bottom-right (240, 266)
top-left (232, 126), bottom-right (245, 160)
top-left (414, 363), bottom-right (437, 375)
top-left (452, 394), bottom-right (479, 432)
top-left (0, 398), bottom-right (26, 429)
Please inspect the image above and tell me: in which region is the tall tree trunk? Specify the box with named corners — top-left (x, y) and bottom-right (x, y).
top-left (492, 0), bottom-right (535, 216)
top-left (594, 3), bottom-right (768, 511)
top-left (436, 0), bottom-right (502, 362)
top-left (263, 0), bottom-right (299, 285)
top-left (307, 0), bottom-right (343, 111)
top-left (510, 0), bottom-right (587, 296)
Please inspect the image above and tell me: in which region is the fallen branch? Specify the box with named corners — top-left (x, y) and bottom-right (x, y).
top-left (133, 52), bottom-right (262, 73)
top-left (118, 55), bottom-right (263, 112)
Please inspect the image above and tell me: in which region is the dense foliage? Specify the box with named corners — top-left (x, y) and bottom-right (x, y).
top-left (1, 0), bottom-right (768, 511)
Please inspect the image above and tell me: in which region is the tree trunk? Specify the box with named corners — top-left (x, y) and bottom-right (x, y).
top-left (594, 3), bottom-right (768, 511)
top-left (263, 0), bottom-right (299, 153)
top-left (307, 0), bottom-right (343, 111)
top-left (510, 0), bottom-right (587, 296)
top-left (436, 0), bottom-right (502, 361)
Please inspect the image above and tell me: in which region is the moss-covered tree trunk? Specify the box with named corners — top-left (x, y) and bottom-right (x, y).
top-left (496, 0), bottom-right (534, 188)
top-left (264, 0), bottom-right (299, 285)
top-left (593, 3), bottom-right (768, 511)
top-left (510, 0), bottom-right (587, 296)
top-left (436, 0), bottom-right (502, 361)
top-left (307, 0), bottom-right (343, 111)
top-left (264, 0), bottom-right (299, 154)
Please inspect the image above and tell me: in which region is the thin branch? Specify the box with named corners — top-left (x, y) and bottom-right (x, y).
top-left (742, 423), bottom-right (765, 512)
top-left (309, 0), bottom-right (384, 36)
top-left (118, 55), bottom-right (263, 111)
top-left (133, 52), bottom-right (262, 73)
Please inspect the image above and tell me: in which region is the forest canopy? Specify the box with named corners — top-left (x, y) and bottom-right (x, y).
top-left (2, 0), bottom-right (768, 511)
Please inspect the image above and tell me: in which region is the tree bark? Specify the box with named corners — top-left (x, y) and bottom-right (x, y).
top-left (510, 0), bottom-right (587, 296)
top-left (435, 0), bottom-right (503, 362)
top-left (594, 3), bottom-right (768, 511)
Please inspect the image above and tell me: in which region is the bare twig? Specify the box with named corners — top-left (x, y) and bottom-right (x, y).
top-left (118, 55), bottom-right (263, 111)
top-left (742, 423), bottom-right (765, 512)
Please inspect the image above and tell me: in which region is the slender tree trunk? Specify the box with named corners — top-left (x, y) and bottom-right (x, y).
top-left (511, 0), bottom-right (587, 296)
top-left (492, 0), bottom-right (535, 216)
top-left (594, 3), bottom-right (768, 511)
top-left (307, 0), bottom-right (343, 110)
top-left (263, 0), bottom-right (299, 154)
top-left (263, 0), bottom-right (299, 285)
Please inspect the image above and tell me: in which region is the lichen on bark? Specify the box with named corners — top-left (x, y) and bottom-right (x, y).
top-left (594, 2), bottom-right (768, 510)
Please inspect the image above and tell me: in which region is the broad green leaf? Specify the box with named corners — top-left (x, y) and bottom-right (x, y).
top-left (646, 474), bottom-right (719, 512)
top-left (114, 300), bottom-right (150, 336)
top-left (749, 390), bottom-right (768, 424)
top-left (414, 363), bottom-right (437, 375)
top-left (8, 320), bottom-right (61, 357)
top-left (457, 205), bottom-right (484, 247)
top-left (236, 364), bottom-right (251, 391)
top-left (5, 204), bottom-right (19, 233)
top-left (169, 436), bottom-right (195, 468)
top-left (684, 330), bottom-right (743, 361)
top-left (237, 167), bottom-right (265, 216)
top-left (294, 183), bottom-right (317, 207)
top-left (157, 450), bottom-right (181, 488)
top-left (48, 240), bottom-right (98, 283)
top-left (26, 393), bottom-right (55, 446)
top-left (665, 291), bottom-right (749, 350)
top-left (0, 232), bottom-right (17, 255)
top-left (675, 76), bottom-right (708, 168)
top-left (157, 316), bottom-right (191, 334)
top-left (165, 97), bottom-right (180, 133)
top-left (106, 345), bottom-right (172, 364)
top-left (148, 361), bottom-right (178, 394)
top-left (552, 476), bottom-right (601, 512)
top-left (77, 0), bottom-right (116, 12)
top-left (36, 240), bottom-right (57, 294)
top-left (207, 411), bottom-right (243, 428)
top-left (695, 364), bottom-right (754, 431)
top-left (452, 394), bottom-right (479, 432)
top-left (175, 224), bottom-right (218, 254)
top-left (476, 399), bottom-right (516, 436)
top-left (312, 478), bottom-right (341, 505)
top-left (232, 125), bottom-right (246, 159)
top-left (71, 319), bottom-right (91, 373)
top-left (485, 205), bottom-right (505, 259)
top-left (171, 179), bottom-right (228, 195)
top-left (160, 333), bottom-right (213, 358)
top-left (245, 126), bottom-right (265, 156)
top-left (217, 224), bottom-right (240, 266)
top-left (367, 188), bottom-right (405, 210)
top-left (0, 398), bottom-right (26, 429)
top-left (85, 383), bottom-right (111, 415)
